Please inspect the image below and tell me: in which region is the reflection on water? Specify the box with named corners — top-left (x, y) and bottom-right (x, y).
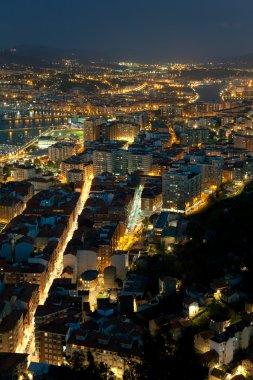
top-left (9, 131), bottom-right (13, 144)
top-left (0, 115), bottom-right (67, 146)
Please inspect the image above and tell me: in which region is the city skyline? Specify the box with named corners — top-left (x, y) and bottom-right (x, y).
top-left (2, 2), bottom-right (253, 379)
top-left (1, 0), bottom-right (253, 62)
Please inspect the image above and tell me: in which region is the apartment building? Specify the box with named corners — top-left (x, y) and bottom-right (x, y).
top-left (13, 165), bottom-right (36, 181)
top-left (48, 142), bottom-right (76, 163)
top-left (162, 170), bottom-right (201, 213)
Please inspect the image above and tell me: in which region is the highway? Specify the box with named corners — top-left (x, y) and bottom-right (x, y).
top-left (107, 82), bottom-right (148, 95)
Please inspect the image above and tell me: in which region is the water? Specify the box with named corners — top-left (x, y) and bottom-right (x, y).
top-left (0, 116), bottom-right (67, 146)
top-left (0, 85), bottom-right (222, 148)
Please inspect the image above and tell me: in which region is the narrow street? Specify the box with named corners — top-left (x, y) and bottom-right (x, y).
top-left (15, 181), bottom-right (92, 360)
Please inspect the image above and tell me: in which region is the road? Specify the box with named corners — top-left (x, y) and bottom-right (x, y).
top-left (0, 124), bottom-right (82, 163)
top-left (117, 186), bottom-right (145, 251)
top-left (0, 221), bottom-right (7, 232)
top-left (0, 128), bottom-right (52, 163)
top-left (127, 185), bottom-right (143, 233)
top-left (15, 180), bottom-right (92, 359)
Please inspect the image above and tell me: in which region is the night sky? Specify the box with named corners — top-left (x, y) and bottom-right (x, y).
top-left (1, 0), bottom-right (252, 62)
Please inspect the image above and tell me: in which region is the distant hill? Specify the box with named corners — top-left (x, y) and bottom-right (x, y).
top-left (0, 45), bottom-right (139, 67)
top-left (0, 45), bottom-right (100, 66)
top-left (220, 53), bottom-right (253, 66)
top-left (3, 45), bottom-right (253, 67)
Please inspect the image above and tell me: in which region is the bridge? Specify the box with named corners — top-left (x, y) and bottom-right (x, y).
top-left (4, 116), bottom-right (68, 123)
top-left (0, 125), bottom-right (82, 162)
top-left (0, 107), bottom-right (77, 125)
top-left (0, 221), bottom-right (7, 232)
top-left (0, 106), bottom-right (73, 115)
top-left (0, 124), bottom-right (71, 133)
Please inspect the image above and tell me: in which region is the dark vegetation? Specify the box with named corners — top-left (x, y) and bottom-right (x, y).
top-left (132, 186), bottom-right (253, 292)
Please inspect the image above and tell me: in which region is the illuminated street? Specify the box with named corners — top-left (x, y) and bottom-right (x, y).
top-left (15, 180), bottom-right (92, 358)
top-left (1, 2), bottom-right (253, 378)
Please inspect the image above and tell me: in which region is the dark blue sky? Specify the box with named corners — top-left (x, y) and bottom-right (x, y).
top-left (1, 0), bottom-right (252, 61)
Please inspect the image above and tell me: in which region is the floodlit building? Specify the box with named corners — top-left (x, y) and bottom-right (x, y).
top-left (48, 142), bottom-right (75, 163)
top-left (210, 321), bottom-right (252, 365)
top-left (13, 165), bottom-right (36, 181)
top-left (61, 154), bottom-right (93, 180)
top-left (162, 170), bottom-right (201, 213)
top-left (83, 117), bottom-right (106, 143)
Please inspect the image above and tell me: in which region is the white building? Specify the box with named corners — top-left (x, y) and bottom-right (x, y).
top-left (210, 333), bottom-right (234, 365)
top-left (210, 321), bottom-right (252, 365)
top-left (13, 165), bottom-right (36, 181)
top-left (48, 142), bottom-right (75, 163)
